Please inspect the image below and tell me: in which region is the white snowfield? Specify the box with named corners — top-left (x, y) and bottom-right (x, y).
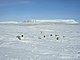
top-left (0, 20), bottom-right (80, 60)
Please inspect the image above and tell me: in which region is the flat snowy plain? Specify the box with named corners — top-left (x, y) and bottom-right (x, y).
top-left (0, 23), bottom-right (80, 60)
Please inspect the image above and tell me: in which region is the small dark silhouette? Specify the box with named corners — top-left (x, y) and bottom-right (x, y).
top-left (56, 37), bottom-right (59, 40)
top-left (16, 36), bottom-right (21, 40)
top-left (55, 34), bottom-right (59, 37)
top-left (63, 36), bottom-right (65, 38)
top-left (55, 34), bottom-right (59, 40)
top-left (38, 37), bottom-right (41, 39)
top-left (43, 35), bottom-right (45, 38)
top-left (78, 52), bottom-right (80, 54)
top-left (21, 35), bottom-right (23, 37)
top-left (40, 31), bottom-right (42, 33)
top-left (16, 34), bottom-right (24, 40)
top-left (50, 34), bottom-right (53, 36)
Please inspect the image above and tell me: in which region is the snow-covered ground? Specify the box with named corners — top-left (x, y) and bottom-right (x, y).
top-left (0, 23), bottom-right (80, 60)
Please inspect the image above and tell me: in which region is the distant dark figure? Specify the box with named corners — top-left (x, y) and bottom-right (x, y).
top-left (21, 35), bottom-right (24, 37)
top-left (38, 37), bottom-right (41, 39)
top-left (16, 36), bottom-right (21, 40)
top-left (78, 52), bottom-right (80, 54)
top-left (40, 31), bottom-right (43, 33)
top-left (56, 36), bottom-right (59, 40)
top-left (55, 34), bottom-right (59, 37)
top-left (16, 34), bottom-right (24, 40)
top-left (63, 36), bottom-right (65, 38)
top-left (55, 34), bottom-right (59, 40)
top-left (43, 35), bottom-right (45, 38)
top-left (78, 52), bottom-right (80, 58)
top-left (50, 34), bottom-right (53, 36)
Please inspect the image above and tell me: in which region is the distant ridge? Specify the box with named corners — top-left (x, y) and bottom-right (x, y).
top-left (0, 19), bottom-right (79, 25)
top-left (32, 19), bottom-right (79, 24)
top-left (0, 21), bottom-right (19, 24)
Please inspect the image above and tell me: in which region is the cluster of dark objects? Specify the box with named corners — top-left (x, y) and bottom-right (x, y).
top-left (16, 31), bottom-right (65, 40)
top-left (38, 31), bottom-right (65, 40)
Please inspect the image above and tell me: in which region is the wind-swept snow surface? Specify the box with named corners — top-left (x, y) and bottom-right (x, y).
top-left (0, 23), bottom-right (80, 60)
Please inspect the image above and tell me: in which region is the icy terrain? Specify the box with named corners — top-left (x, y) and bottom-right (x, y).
top-left (0, 23), bottom-right (80, 60)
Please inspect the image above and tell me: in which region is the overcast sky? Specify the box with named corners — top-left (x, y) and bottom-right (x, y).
top-left (0, 0), bottom-right (80, 21)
